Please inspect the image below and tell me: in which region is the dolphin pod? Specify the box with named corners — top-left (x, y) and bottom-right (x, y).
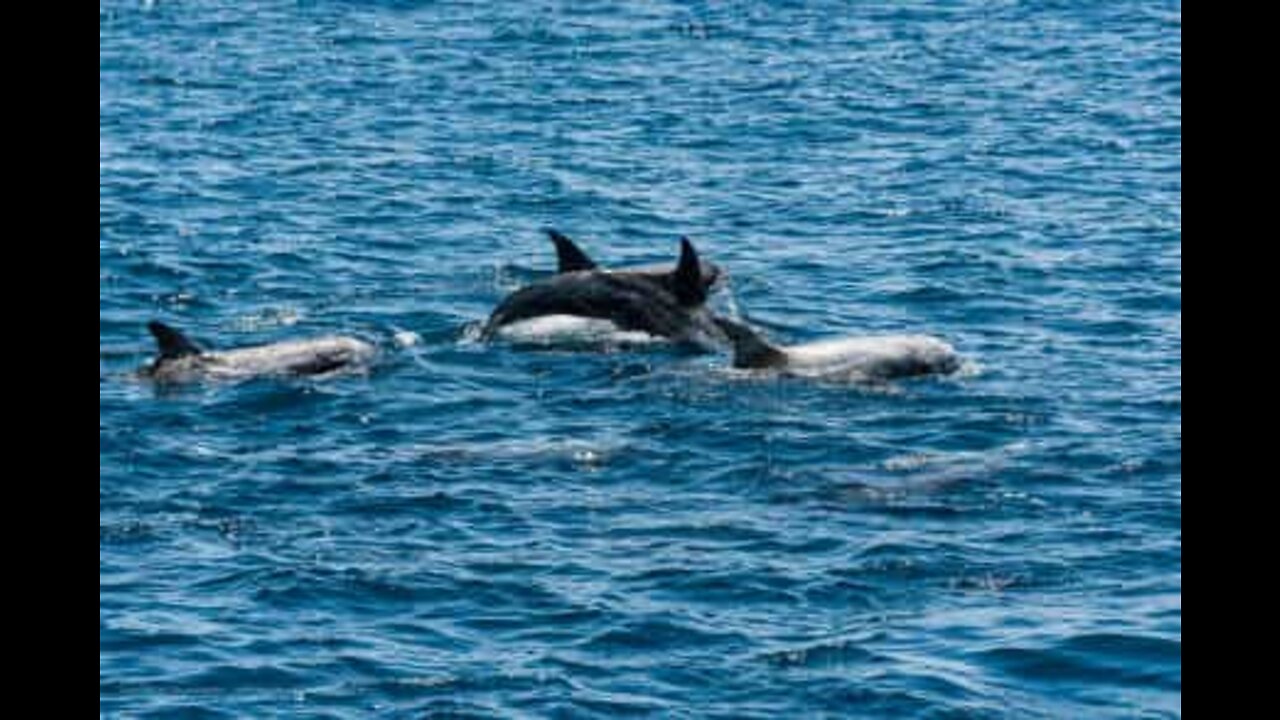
top-left (484, 230), bottom-right (961, 381)
top-left (142, 229), bottom-right (961, 384)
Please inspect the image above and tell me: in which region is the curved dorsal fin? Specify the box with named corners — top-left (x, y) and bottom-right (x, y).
top-left (714, 317), bottom-right (788, 369)
top-left (673, 237), bottom-right (708, 307)
top-left (548, 229), bottom-right (598, 273)
top-left (148, 321), bottom-right (203, 360)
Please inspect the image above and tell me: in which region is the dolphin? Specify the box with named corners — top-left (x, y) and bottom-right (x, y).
top-left (142, 321), bottom-right (375, 382)
top-left (547, 229), bottom-right (723, 292)
top-left (715, 317), bottom-right (961, 381)
top-left (483, 237), bottom-right (728, 347)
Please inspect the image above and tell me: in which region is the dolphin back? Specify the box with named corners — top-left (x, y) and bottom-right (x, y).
top-left (144, 322), bottom-right (374, 382)
top-left (484, 238), bottom-right (719, 344)
top-left (212, 337), bottom-right (375, 378)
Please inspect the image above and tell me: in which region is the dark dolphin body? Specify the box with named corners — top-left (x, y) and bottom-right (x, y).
top-left (483, 238), bottom-right (728, 347)
top-left (143, 322), bottom-right (375, 382)
top-left (547, 229), bottom-right (723, 291)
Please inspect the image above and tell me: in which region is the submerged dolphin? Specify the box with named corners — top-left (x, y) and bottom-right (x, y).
top-left (143, 321), bottom-right (375, 382)
top-left (483, 237), bottom-right (728, 347)
top-left (547, 229), bottom-right (723, 292)
top-left (715, 317), bottom-right (961, 381)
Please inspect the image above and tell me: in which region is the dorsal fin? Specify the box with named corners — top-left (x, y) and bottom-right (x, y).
top-left (548, 229), bottom-right (598, 273)
top-left (148, 321), bottom-right (203, 360)
top-left (673, 237), bottom-right (708, 307)
top-left (714, 317), bottom-right (789, 369)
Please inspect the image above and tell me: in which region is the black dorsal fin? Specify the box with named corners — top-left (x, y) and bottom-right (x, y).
top-left (714, 317), bottom-right (789, 370)
top-left (673, 237), bottom-right (708, 307)
top-left (148, 321), bottom-right (203, 360)
top-left (548, 229), bottom-right (598, 273)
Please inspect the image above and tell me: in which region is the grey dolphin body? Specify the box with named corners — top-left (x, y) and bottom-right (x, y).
top-left (716, 317), bottom-right (961, 381)
top-left (143, 322), bottom-right (375, 382)
top-left (483, 237), bottom-right (728, 347)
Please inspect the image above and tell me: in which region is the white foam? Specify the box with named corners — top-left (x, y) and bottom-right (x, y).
top-left (393, 330), bottom-right (422, 349)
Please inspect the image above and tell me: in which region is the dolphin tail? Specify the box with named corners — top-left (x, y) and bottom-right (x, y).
top-left (548, 229), bottom-right (598, 274)
top-left (148, 321), bottom-right (204, 360)
top-left (714, 317), bottom-right (788, 369)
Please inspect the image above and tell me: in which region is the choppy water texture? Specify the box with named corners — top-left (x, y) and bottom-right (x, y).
top-left (100, 1), bottom-right (1181, 717)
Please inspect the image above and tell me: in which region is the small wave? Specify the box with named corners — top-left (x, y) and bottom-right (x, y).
top-left (762, 638), bottom-right (881, 671)
top-left (979, 633), bottom-right (1181, 690)
top-left (408, 435), bottom-right (627, 470)
top-left (100, 520), bottom-right (160, 546)
top-left (580, 618), bottom-right (748, 653)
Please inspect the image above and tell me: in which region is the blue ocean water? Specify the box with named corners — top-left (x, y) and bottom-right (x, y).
top-left (100, 1), bottom-right (1182, 717)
